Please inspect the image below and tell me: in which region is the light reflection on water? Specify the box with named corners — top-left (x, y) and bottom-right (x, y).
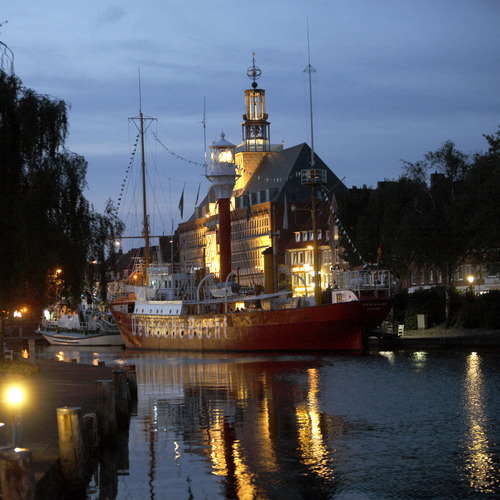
top-left (462, 352), bottom-right (496, 494)
top-left (41, 348), bottom-right (500, 499)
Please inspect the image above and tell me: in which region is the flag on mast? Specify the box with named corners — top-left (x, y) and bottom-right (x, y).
top-left (377, 240), bottom-right (383, 267)
top-left (178, 186), bottom-right (185, 219)
top-left (195, 183), bottom-right (200, 206)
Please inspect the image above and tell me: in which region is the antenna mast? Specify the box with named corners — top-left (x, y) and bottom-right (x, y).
top-left (304, 22), bottom-right (316, 167)
top-left (202, 96), bottom-right (207, 175)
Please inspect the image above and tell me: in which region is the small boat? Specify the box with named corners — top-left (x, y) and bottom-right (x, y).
top-left (37, 299), bottom-right (123, 346)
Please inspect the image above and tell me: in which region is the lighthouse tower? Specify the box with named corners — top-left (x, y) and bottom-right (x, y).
top-left (242, 53), bottom-right (270, 152)
top-left (206, 133), bottom-right (239, 282)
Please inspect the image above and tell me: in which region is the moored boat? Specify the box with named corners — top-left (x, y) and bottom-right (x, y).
top-left (37, 299), bottom-right (123, 346)
top-left (108, 265), bottom-right (393, 352)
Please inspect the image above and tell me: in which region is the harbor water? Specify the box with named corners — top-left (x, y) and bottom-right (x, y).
top-left (43, 346), bottom-right (500, 499)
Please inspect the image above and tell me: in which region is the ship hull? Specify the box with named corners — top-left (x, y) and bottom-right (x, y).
top-left (110, 297), bottom-right (393, 351)
top-left (37, 330), bottom-right (123, 346)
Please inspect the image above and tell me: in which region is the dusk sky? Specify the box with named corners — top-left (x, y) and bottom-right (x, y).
top-left (3, 1), bottom-right (499, 245)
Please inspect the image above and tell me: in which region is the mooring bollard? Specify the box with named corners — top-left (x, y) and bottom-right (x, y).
top-left (57, 407), bottom-right (86, 494)
top-left (0, 447), bottom-right (36, 500)
top-left (112, 370), bottom-right (130, 429)
top-left (126, 366), bottom-right (138, 402)
top-left (96, 380), bottom-right (117, 442)
top-left (28, 339), bottom-right (36, 362)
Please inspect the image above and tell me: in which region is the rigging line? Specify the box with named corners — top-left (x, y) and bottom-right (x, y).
top-left (151, 130), bottom-right (205, 167)
top-left (156, 121), bottom-right (204, 163)
top-left (115, 133), bottom-right (140, 215)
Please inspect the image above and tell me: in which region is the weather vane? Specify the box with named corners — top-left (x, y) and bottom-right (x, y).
top-left (246, 52), bottom-right (262, 89)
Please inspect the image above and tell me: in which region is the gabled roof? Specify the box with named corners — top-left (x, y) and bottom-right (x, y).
top-left (184, 142), bottom-right (347, 222)
top-left (243, 142), bottom-right (348, 202)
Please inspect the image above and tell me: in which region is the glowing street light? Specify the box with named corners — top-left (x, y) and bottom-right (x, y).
top-left (6, 385), bottom-right (24, 446)
top-left (467, 275), bottom-right (474, 285)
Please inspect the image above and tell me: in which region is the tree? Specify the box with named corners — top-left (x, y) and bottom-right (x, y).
top-left (339, 134), bottom-right (499, 324)
top-left (465, 127), bottom-right (500, 273)
top-left (338, 178), bottom-right (431, 285)
top-left (0, 69), bottom-right (122, 315)
top-left (89, 199), bottom-right (124, 303)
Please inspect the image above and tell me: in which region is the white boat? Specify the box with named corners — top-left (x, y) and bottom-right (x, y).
top-left (37, 299), bottom-right (123, 346)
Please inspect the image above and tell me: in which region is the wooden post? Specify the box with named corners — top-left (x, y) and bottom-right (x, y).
top-left (112, 370), bottom-right (129, 429)
top-left (96, 380), bottom-right (117, 443)
top-left (28, 339), bottom-right (36, 362)
top-left (0, 447), bottom-right (35, 500)
top-left (57, 407), bottom-right (86, 494)
top-left (126, 365), bottom-right (138, 401)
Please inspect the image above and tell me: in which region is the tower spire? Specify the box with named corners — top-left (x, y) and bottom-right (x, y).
top-left (241, 53), bottom-right (270, 152)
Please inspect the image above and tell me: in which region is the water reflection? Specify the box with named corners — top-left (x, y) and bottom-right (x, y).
top-left (462, 352), bottom-right (495, 494)
top-left (62, 349), bottom-right (500, 499)
top-left (124, 355), bottom-right (342, 499)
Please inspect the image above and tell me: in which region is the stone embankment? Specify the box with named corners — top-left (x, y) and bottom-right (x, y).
top-left (380, 325), bottom-right (500, 349)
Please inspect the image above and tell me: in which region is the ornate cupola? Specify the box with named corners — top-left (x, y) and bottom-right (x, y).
top-left (242, 53), bottom-right (271, 152)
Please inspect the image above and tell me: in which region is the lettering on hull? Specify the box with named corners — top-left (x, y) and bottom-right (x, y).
top-left (131, 315), bottom-right (228, 340)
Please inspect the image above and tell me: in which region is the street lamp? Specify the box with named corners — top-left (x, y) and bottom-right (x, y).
top-left (467, 275), bottom-right (475, 294)
top-left (6, 385), bottom-right (24, 447)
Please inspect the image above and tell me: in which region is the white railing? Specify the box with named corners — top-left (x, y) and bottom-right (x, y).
top-left (332, 269), bottom-right (392, 295)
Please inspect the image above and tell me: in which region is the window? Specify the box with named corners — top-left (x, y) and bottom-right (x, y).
top-left (323, 250), bottom-right (331, 265)
top-left (411, 271), bottom-right (416, 285)
top-left (299, 252), bottom-right (304, 264)
top-left (295, 233), bottom-right (301, 242)
top-left (292, 253), bottom-right (297, 265)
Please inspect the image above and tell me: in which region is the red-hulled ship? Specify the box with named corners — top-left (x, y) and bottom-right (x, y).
top-left (108, 56), bottom-right (394, 351)
top-left (108, 283), bottom-right (393, 351)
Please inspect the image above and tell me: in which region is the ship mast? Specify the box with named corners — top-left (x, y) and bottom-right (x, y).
top-left (301, 25), bottom-right (324, 306)
top-left (130, 73), bottom-right (156, 285)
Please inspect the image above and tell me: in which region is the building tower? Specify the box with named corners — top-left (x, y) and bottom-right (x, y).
top-left (242, 54), bottom-right (271, 152)
top-left (206, 133), bottom-right (239, 282)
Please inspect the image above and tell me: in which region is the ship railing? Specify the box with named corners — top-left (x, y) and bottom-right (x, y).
top-left (332, 269), bottom-right (392, 296)
top-left (107, 281), bottom-right (137, 303)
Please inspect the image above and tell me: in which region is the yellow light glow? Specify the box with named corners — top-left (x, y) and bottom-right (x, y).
top-left (468, 275), bottom-right (474, 284)
top-left (218, 150), bottom-right (233, 163)
top-left (6, 386), bottom-right (24, 406)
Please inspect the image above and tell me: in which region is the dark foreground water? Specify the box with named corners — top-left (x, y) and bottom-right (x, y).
top-left (44, 347), bottom-right (500, 499)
